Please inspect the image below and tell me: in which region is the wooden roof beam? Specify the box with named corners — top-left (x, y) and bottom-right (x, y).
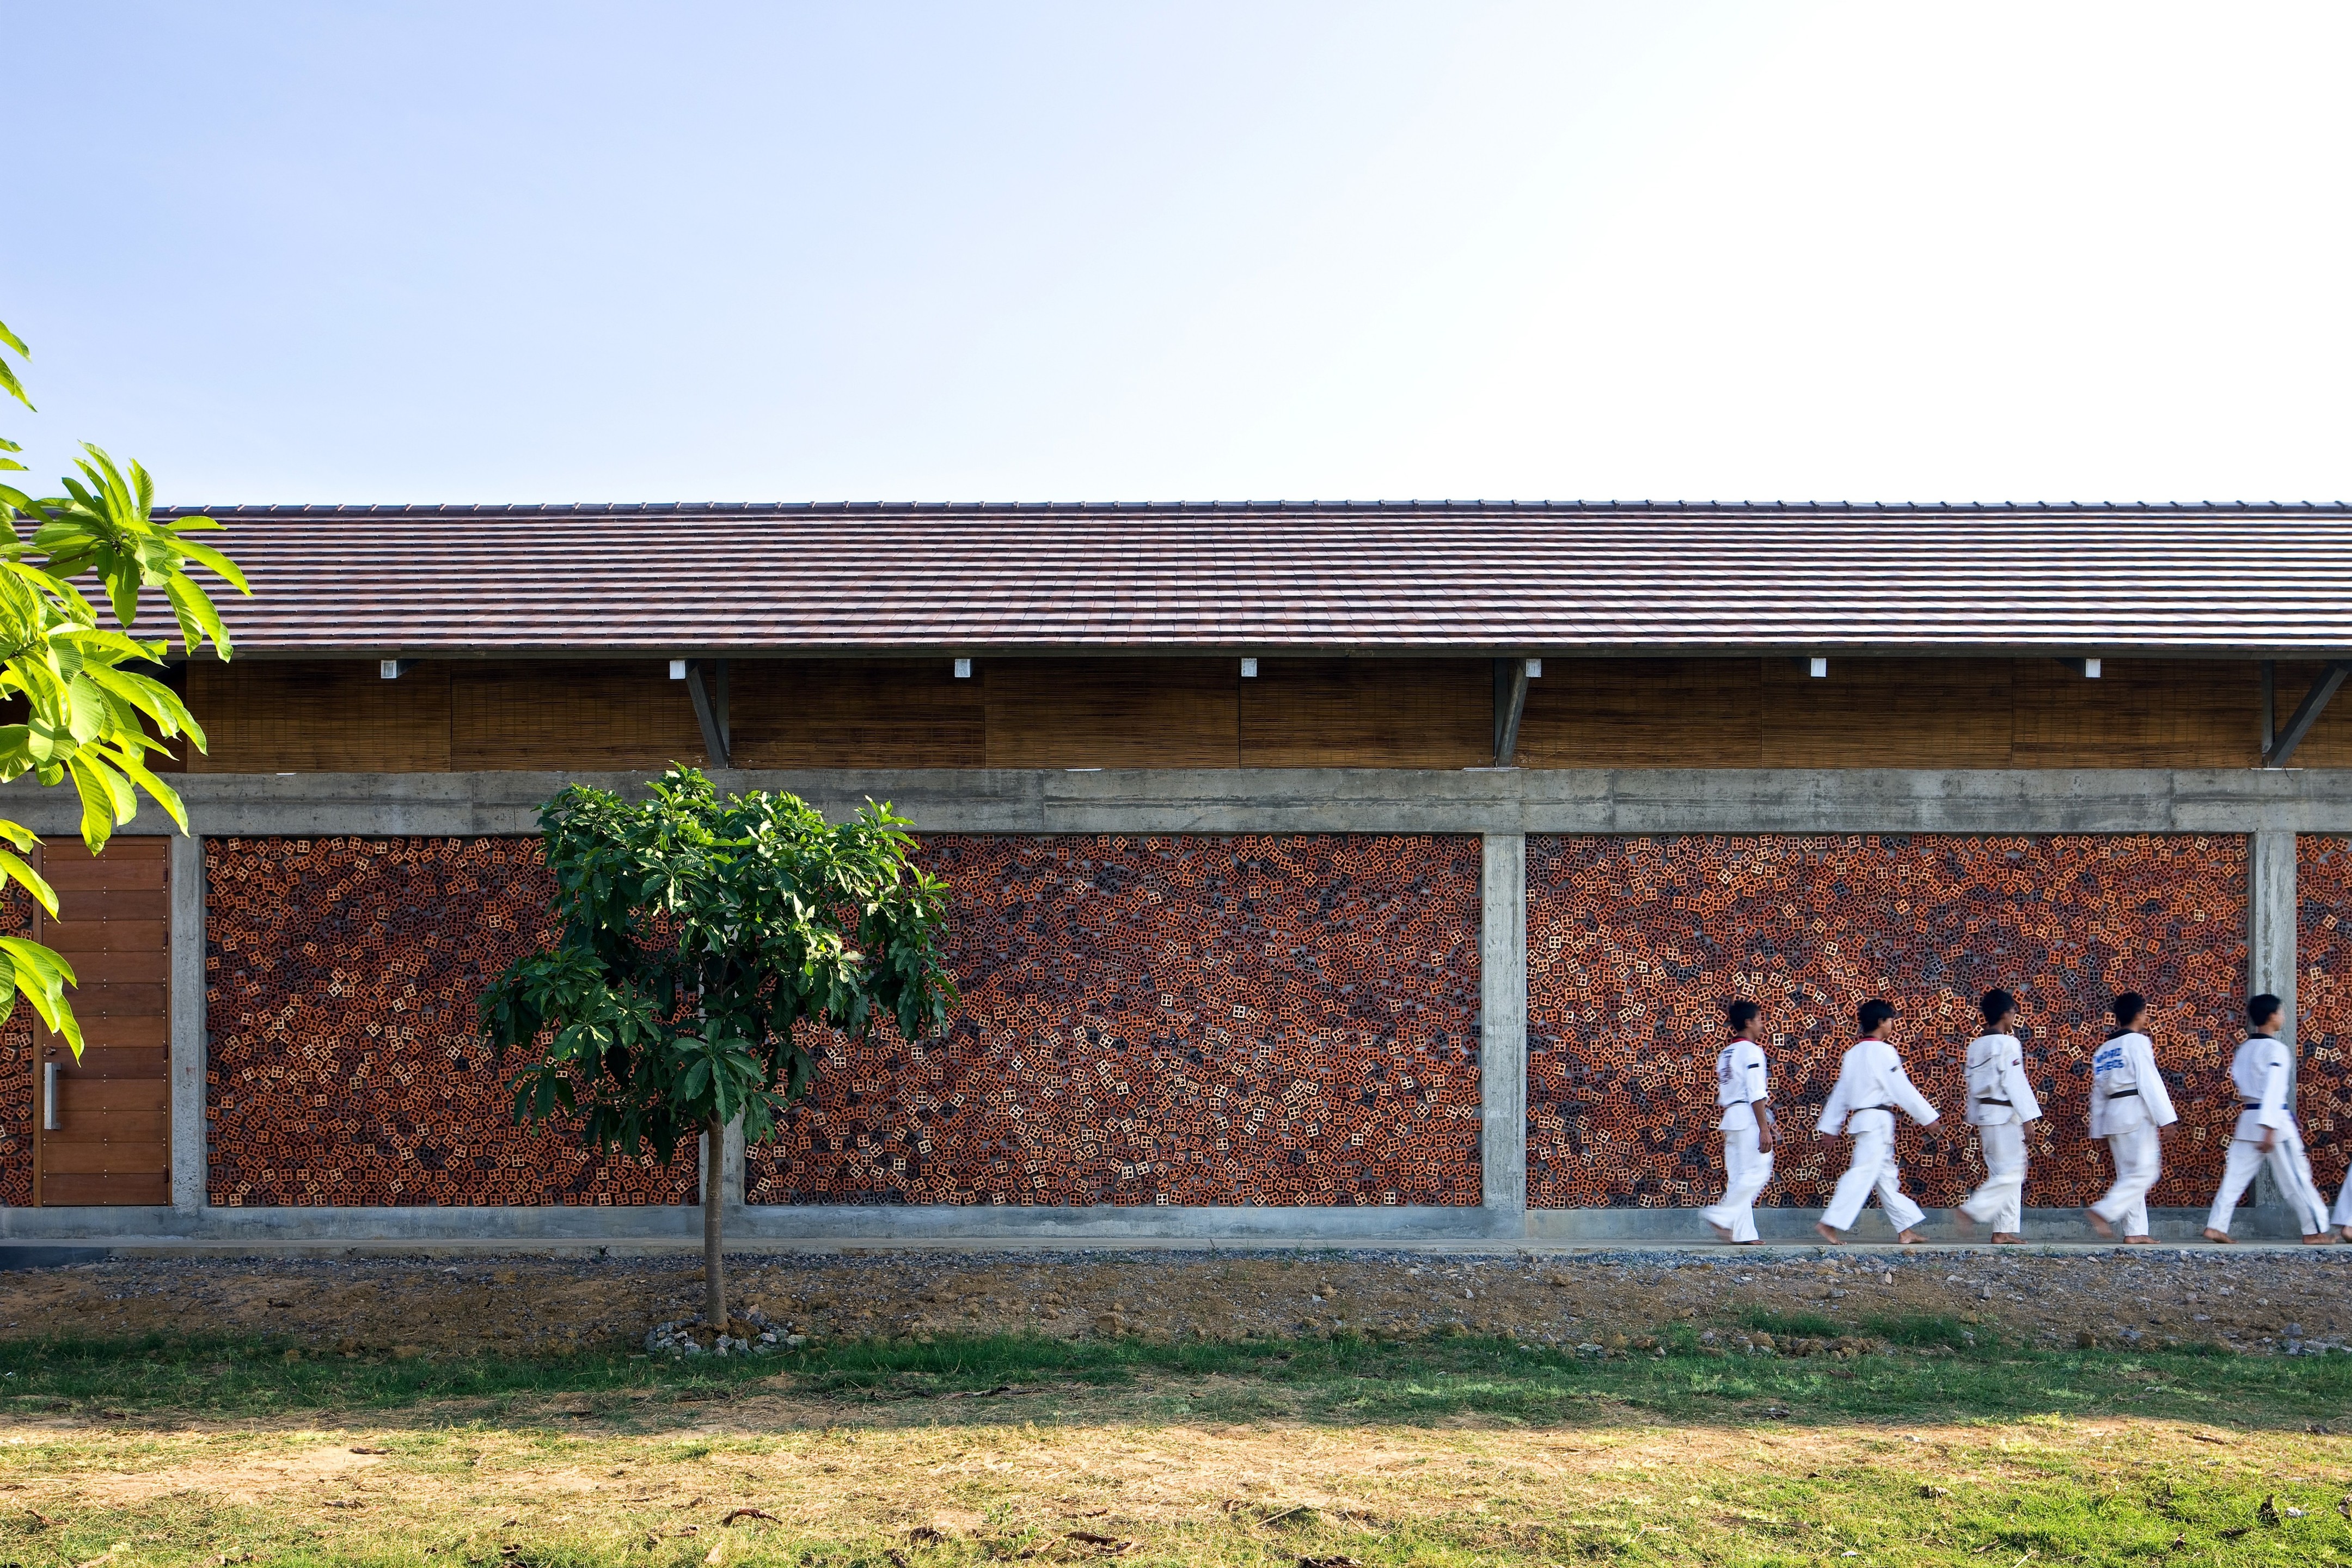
top-left (1493, 658), bottom-right (1538, 766)
top-left (2262, 659), bottom-right (2349, 769)
top-left (672, 657), bottom-right (732, 769)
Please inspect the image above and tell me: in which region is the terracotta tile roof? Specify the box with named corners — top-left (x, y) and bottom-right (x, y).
top-left (149, 500), bottom-right (2352, 657)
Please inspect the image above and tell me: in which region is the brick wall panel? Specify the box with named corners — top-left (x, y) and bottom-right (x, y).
top-left (205, 837), bottom-right (693, 1206)
top-left (0, 889), bottom-right (32, 1205)
top-left (2293, 837), bottom-right (2352, 1200)
top-left (1527, 834), bottom-right (2247, 1210)
top-left (748, 834), bottom-right (1483, 1206)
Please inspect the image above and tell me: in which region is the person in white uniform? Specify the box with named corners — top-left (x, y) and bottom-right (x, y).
top-left (2084, 991), bottom-right (2176, 1243)
top-left (1956, 988), bottom-right (2041, 1244)
top-left (1701, 1000), bottom-right (1774, 1244)
top-left (2204, 994), bottom-right (2337, 1244)
top-left (1815, 999), bottom-right (1941, 1245)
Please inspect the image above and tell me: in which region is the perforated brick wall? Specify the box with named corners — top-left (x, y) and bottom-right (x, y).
top-left (205, 837), bottom-right (694, 1206)
top-left (746, 834), bottom-right (1484, 1206)
top-left (1527, 834), bottom-right (2248, 1210)
top-left (2293, 837), bottom-right (2352, 1202)
top-left (0, 889), bottom-right (33, 1206)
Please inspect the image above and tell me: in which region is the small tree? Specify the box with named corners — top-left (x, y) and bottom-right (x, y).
top-left (0, 313), bottom-right (246, 1051)
top-left (481, 768), bottom-right (958, 1327)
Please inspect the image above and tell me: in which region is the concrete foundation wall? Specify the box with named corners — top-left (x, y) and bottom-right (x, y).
top-left (0, 767), bottom-right (2339, 1247)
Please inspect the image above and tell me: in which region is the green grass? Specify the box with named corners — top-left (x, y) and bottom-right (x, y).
top-left (0, 1332), bottom-right (2346, 1564)
top-left (1, 1327), bottom-right (2344, 1431)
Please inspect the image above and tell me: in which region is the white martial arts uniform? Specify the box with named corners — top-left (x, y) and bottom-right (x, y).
top-left (2086, 1030), bottom-right (2177, 1239)
top-left (1699, 1038), bottom-right (1773, 1242)
top-left (2206, 1034), bottom-right (2333, 1237)
top-left (1958, 1032), bottom-right (2043, 1235)
top-left (1817, 1038), bottom-right (1941, 1234)
top-left (2336, 1161), bottom-right (2352, 1232)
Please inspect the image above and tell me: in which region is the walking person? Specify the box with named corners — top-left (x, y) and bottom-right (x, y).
top-left (1815, 999), bottom-right (1941, 1245)
top-left (2203, 994), bottom-right (2337, 1245)
top-left (1701, 1000), bottom-right (1774, 1245)
top-left (2084, 991), bottom-right (2176, 1243)
top-left (1956, 989), bottom-right (2041, 1244)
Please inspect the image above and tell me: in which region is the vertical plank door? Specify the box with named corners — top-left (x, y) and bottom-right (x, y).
top-left (31, 838), bottom-right (171, 1205)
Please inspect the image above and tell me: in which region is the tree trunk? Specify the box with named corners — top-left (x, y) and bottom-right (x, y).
top-left (703, 1116), bottom-right (726, 1327)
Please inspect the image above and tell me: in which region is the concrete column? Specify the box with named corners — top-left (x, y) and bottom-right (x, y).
top-left (724, 1117), bottom-right (748, 1210)
top-left (2247, 830), bottom-right (2298, 1217)
top-left (1480, 832), bottom-right (1528, 1227)
top-left (169, 834), bottom-right (207, 1214)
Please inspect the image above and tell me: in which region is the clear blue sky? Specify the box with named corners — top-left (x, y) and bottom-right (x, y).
top-left (7, 2), bottom-right (2349, 505)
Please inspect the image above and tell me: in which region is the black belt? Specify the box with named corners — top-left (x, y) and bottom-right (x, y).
top-left (1977, 1098), bottom-right (2011, 1107)
top-left (2106, 1089), bottom-right (2138, 1100)
top-left (2241, 1102), bottom-right (2267, 1111)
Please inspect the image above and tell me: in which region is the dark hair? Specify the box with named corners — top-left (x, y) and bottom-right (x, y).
top-left (1725, 999), bottom-right (1759, 1032)
top-left (2111, 992), bottom-right (2146, 1028)
top-left (1981, 988), bottom-right (2016, 1027)
top-left (2248, 993), bottom-right (2283, 1028)
top-left (1858, 999), bottom-right (1895, 1033)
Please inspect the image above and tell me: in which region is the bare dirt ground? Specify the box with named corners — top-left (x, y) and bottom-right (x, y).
top-left (1, 1245), bottom-right (2345, 1357)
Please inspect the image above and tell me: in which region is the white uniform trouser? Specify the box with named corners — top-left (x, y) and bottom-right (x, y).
top-left (1821, 1114), bottom-right (1925, 1234)
top-left (2206, 1126), bottom-right (2333, 1236)
top-left (2336, 1166), bottom-right (2352, 1230)
top-left (2091, 1122), bottom-right (2161, 1239)
top-left (1959, 1120), bottom-right (2027, 1234)
top-left (1700, 1125), bottom-right (1772, 1242)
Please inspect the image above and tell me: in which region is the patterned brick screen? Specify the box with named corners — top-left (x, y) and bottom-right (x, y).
top-left (747, 834), bottom-right (1483, 1206)
top-left (0, 890), bottom-right (32, 1206)
top-left (1527, 834), bottom-right (2248, 1210)
top-left (2293, 837), bottom-right (2352, 1201)
top-left (205, 837), bottom-right (694, 1206)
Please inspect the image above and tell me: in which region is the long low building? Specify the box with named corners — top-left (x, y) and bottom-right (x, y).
top-left (4, 499), bottom-right (2349, 1248)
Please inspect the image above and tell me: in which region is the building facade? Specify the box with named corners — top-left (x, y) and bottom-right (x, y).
top-left (4, 500), bottom-right (2349, 1246)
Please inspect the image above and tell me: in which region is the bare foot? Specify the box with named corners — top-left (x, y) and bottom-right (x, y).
top-left (2302, 1232), bottom-right (2338, 1246)
top-left (1953, 1210), bottom-right (1977, 1236)
top-left (2202, 1228), bottom-right (2234, 1244)
top-left (2124, 1235), bottom-right (2155, 1245)
top-left (2085, 1209), bottom-right (2115, 1240)
top-left (1990, 1232), bottom-right (2022, 1245)
top-left (1896, 1228), bottom-right (1925, 1245)
top-left (1736, 1238), bottom-right (1762, 1246)
top-left (1815, 1222), bottom-right (1843, 1244)
top-left (1707, 1220), bottom-right (1735, 1243)
top-left (2343, 1226), bottom-right (2352, 1244)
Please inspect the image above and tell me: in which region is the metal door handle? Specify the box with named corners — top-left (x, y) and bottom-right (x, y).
top-left (42, 1062), bottom-right (58, 1131)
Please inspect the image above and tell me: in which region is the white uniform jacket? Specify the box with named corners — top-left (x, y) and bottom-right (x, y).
top-left (1714, 1039), bottom-right (1769, 1131)
top-left (2088, 1030), bottom-right (2177, 1137)
top-left (1817, 1039), bottom-right (1940, 1135)
top-left (2226, 1036), bottom-right (2296, 1143)
top-left (1962, 1033), bottom-right (2042, 1126)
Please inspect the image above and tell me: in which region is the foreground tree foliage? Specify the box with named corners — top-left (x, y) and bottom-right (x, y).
top-left (481, 767), bottom-right (958, 1325)
top-left (0, 314), bottom-right (246, 1052)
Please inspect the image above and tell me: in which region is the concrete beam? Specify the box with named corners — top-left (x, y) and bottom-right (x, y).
top-left (1480, 834), bottom-right (1528, 1228)
top-left (2247, 831), bottom-right (2298, 1214)
top-left (20, 765), bottom-right (2352, 840)
top-left (0, 1200), bottom-right (2271, 1248)
top-left (169, 834), bottom-right (206, 1214)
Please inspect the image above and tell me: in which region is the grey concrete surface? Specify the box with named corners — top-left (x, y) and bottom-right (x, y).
top-left (1480, 832), bottom-right (1527, 1216)
top-left (169, 832), bottom-right (206, 1214)
top-left (13, 764), bottom-right (2352, 837)
top-left (2249, 830), bottom-right (2297, 1211)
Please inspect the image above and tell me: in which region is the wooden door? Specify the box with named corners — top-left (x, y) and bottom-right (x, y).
top-left (31, 838), bottom-right (170, 1205)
